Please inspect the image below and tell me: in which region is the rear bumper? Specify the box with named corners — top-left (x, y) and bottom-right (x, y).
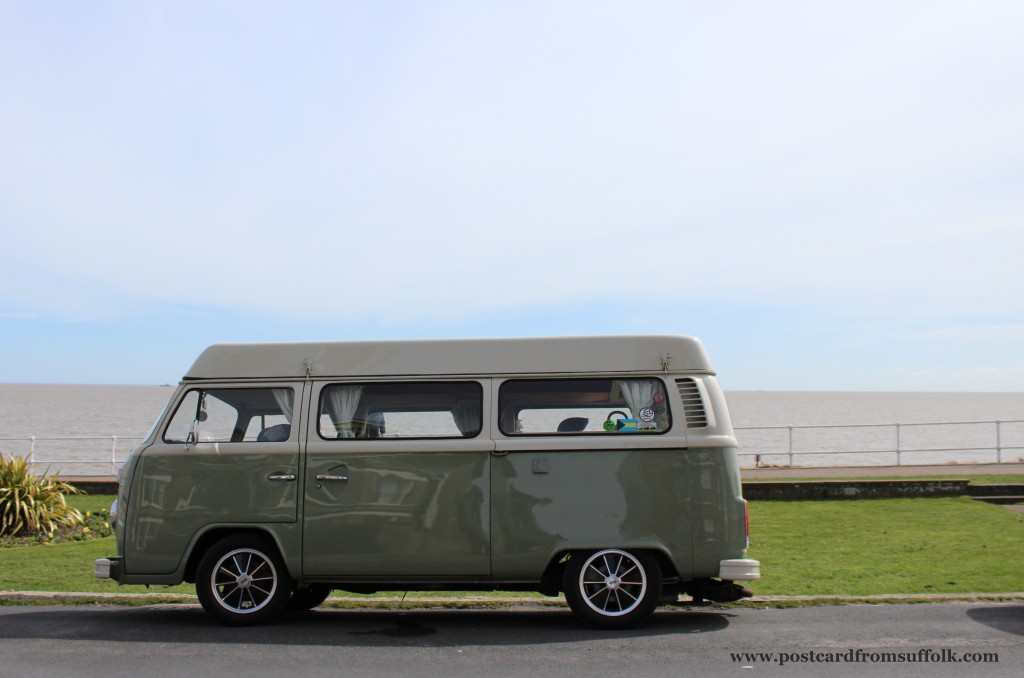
top-left (719, 558), bottom-right (760, 581)
top-left (94, 557), bottom-right (123, 582)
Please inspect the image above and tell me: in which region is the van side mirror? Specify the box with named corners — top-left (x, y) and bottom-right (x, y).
top-left (185, 419), bottom-right (200, 450)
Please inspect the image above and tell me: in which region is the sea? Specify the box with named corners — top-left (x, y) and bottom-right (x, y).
top-left (0, 384), bottom-right (1022, 475)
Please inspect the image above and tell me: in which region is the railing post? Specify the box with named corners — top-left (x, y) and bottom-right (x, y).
top-left (895, 423), bottom-right (901, 466)
top-left (787, 426), bottom-right (793, 467)
top-left (111, 436), bottom-right (118, 476)
top-left (996, 420), bottom-right (1002, 463)
top-left (29, 436), bottom-right (36, 470)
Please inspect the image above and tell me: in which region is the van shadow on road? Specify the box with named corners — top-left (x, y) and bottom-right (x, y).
top-left (965, 605), bottom-right (1024, 636)
top-left (0, 605), bottom-right (733, 648)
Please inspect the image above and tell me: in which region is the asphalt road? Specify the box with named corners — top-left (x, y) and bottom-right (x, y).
top-left (0, 602), bottom-right (1020, 677)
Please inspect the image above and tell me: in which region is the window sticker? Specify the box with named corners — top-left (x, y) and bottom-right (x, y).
top-left (604, 413), bottom-right (658, 432)
top-left (638, 407), bottom-right (657, 431)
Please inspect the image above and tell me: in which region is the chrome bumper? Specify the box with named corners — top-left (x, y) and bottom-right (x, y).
top-left (94, 557), bottom-right (123, 581)
top-left (719, 558), bottom-right (760, 581)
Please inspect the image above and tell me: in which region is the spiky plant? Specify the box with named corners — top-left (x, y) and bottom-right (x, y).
top-left (0, 453), bottom-right (83, 537)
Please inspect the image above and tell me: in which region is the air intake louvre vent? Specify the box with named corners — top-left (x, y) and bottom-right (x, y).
top-left (675, 378), bottom-right (708, 428)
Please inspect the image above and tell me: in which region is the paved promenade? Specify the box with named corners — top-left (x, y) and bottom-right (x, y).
top-left (742, 462), bottom-right (1024, 480)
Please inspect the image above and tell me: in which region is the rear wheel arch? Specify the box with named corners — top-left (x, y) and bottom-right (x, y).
top-left (549, 547), bottom-right (679, 591)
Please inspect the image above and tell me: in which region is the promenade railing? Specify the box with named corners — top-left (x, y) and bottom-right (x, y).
top-left (735, 419), bottom-right (1024, 468)
top-left (2, 418), bottom-right (1023, 475)
top-left (0, 436), bottom-right (143, 477)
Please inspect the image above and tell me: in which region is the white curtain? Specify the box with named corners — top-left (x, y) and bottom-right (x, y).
top-left (272, 388), bottom-right (294, 423)
top-left (327, 385), bottom-right (363, 438)
top-left (618, 379), bottom-right (669, 431)
top-left (619, 380), bottom-right (657, 417)
top-left (451, 400), bottom-right (481, 436)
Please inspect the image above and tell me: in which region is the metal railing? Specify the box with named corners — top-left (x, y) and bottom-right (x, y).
top-left (0, 436), bottom-right (144, 477)
top-left (735, 419), bottom-right (1024, 468)
top-left (2, 419), bottom-right (1023, 475)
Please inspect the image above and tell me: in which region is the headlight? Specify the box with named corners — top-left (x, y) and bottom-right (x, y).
top-left (109, 499), bottom-right (119, 524)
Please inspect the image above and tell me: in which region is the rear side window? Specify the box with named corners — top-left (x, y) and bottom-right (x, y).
top-left (164, 387), bottom-right (295, 443)
top-left (499, 378), bottom-right (671, 435)
top-left (318, 382), bottom-right (482, 440)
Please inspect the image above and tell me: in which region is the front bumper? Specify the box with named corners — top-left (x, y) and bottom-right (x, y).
top-left (719, 558), bottom-right (760, 581)
top-left (94, 557), bottom-right (123, 581)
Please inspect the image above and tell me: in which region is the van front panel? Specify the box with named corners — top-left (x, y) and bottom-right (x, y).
top-left (124, 384), bottom-right (302, 575)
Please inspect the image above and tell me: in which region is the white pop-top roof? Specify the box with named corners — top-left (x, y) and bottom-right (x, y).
top-left (183, 335), bottom-right (714, 381)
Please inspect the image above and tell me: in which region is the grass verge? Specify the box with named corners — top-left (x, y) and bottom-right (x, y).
top-left (747, 496), bottom-right (1024, 596)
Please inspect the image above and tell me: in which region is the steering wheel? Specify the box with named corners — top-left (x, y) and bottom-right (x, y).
top-left (606, 410), bottom-right (629, 422)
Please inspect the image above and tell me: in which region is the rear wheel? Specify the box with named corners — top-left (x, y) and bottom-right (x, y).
top-left (563, 549), bottom-right (662, 629)
top-left (196, 534), bottom-right (292, 626)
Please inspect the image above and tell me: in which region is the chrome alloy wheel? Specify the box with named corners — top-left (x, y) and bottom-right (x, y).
top-left (577, 549), bottom-right (648, 617)
top-left (209, 548), bottom-right (279, 614)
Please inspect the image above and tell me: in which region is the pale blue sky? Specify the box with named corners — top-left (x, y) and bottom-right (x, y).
top-left (1, 1), bottom-right (1022, 390)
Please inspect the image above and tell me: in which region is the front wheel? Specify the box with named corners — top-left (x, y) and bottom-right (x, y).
top-left (563, 549), bottom-right (662, 629)
top-left (196, 534), bottom-right (292, 626)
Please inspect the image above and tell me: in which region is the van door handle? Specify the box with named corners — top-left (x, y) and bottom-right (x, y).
top-left (315, 474), bottom-right (349, 482)
top-left (267, 473), bottom-right (297, 482)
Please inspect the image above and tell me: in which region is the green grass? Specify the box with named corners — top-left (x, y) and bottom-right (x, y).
top-left (70, 494), bottom-right (118, 515)
top-left (1, 495), bottom-right (1021, 599)
top-left (0, 538), bottom-right (193, 594)
top-left (0, 494), bottom-right (191, 595)
top-left (747, 497), bottom-right (1024, 596)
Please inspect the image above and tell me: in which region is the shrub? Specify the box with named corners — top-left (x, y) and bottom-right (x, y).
top-left (0, 453), bottom-right (83, 537)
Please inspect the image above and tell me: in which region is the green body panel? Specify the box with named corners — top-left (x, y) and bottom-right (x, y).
top-left (303, 442), bottom-right (491, 577)
top-left (125, 442), bottom-right (299, 575)
top-left (114, 523), bottom-right (303, 585)
top-left (491, 447), bottom-right (747, 581)
top-left (116, 443), bottom-right (747, 583)
top-left (688, 447), bottom-right (749, 577)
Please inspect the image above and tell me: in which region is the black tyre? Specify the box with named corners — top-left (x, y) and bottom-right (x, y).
top-left (196, 534), bottom-right (292, 626)
top-left (563, 549), bottom-right (662, 629)
top-left (287, 584), bottom-right (333, 611)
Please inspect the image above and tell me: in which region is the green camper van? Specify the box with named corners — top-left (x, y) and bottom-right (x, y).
top-left (95, 335), bottom-right (759, 628)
